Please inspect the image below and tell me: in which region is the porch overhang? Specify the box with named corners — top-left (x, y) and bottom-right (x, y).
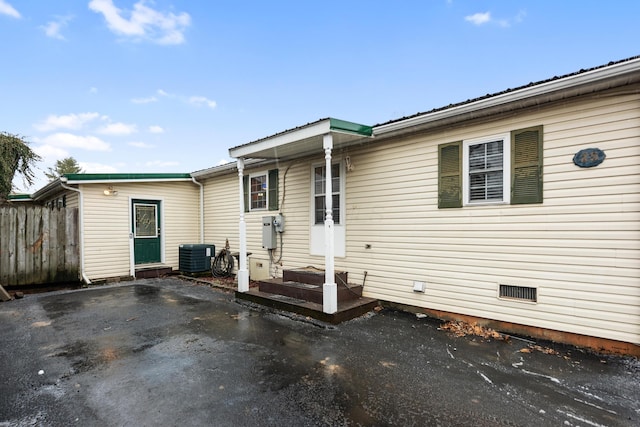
top-left (228, 118), bottom-right (373, 160)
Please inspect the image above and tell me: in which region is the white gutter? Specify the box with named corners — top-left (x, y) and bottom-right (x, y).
top-left (375, 57), bottom-right (640, 135)
top-left (191, 177), bottom-right (204, 243)
top-left (60, 180), bottom-right (91, 286)
top-left (191, 158), bottom-right (272, 180)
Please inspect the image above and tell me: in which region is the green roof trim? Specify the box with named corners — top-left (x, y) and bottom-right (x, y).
top-left (63, 173), bottom-right (192, 181)
top-left (7, 193), bottom-right (32, 200)
top-left (329, 118), bottom-right (373, 136)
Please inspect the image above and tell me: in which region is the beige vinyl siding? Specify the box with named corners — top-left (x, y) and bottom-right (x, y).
top-left (203, 88), bottom-right (639, 344)
top-left (202, 163), bottom-right (317, 276)
top-left (202, 173), bottom-right (240, 252)
top-left (81, 181), bottom-right (200, 280)
top-left (275, 162), bottom-right (316, 266)
top-left (344, 89), bottom-right (639, 344)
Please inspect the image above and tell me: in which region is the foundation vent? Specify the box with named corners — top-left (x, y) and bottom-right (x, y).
top-left (499, 285), bottom-right (537, 303)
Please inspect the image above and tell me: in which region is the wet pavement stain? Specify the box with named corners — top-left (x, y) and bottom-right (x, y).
top-left (1, 279), bottom-right (638, 426)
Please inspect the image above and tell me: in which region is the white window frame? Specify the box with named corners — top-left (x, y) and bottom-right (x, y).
top-left (462, 133), bottom-right (511, 206)
top-left (133, 203), bottom-right (158, 238)
top-left (249, 171), bottom-right (268, 211)
top-left (310, 161), bottom-right (346, 257)
top-left (312, 161), bottom-right (343, 226)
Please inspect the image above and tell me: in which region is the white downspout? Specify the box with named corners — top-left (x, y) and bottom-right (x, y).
top-left (128, 198), bottom-right (135, 279)
top-left (60, 180), bottom-right (91, 285)
top-left (322, 134), bottom-right (337, 314)
top-left (191, 177), bottom-right (204, 243)
top-left (237, 158), bottom-right (249, 292)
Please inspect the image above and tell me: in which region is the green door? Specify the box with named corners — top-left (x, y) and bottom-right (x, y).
top-left (132, 199), bottom-right (161, 265)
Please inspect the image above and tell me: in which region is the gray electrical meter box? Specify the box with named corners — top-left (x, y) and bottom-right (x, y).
top-left (262, 216), bottom-right (276, 249)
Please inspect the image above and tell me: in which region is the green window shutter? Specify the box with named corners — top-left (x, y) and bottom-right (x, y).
top-left (243, 175), bottom-right (249, 212)
top-left (438, 141), bottom-right (462, 208)
top-left (511, 126), bottom-right (543, 204)
top-left (268, 168), bottom-right (279, 211)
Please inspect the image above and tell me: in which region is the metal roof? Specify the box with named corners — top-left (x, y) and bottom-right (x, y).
top-left (63, 173), bottom-right (192, 182)
top-left (226, 56), bottom-right (640, 162)
top-left (374, 56), bottom-right (640, 136)
top-left (228, 118), bottom-right (373, 160)
top-left (28, 173), bottom-right (195, 201)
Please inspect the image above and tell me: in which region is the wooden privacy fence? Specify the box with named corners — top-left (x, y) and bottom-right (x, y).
top-left (0, 205), bottom-right (79, 286)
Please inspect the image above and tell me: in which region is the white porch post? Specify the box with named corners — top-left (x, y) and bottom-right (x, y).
top-left (322, 134), bottom-right (337, 314)
top-left (237, 158), bottom-right (249, 292)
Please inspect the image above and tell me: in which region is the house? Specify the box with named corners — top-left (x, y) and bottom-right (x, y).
top-left (13, 57), bottom-right (639, 354)
top-left (194, 57), bottom-right (640, 353)
top-left (24, 173), bottom-right (202, 282)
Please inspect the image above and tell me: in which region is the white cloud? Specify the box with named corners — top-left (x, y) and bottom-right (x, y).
top-left (41, 133), bottom-right (111, 151)
top-left (148, 125), bottom-right (164, 134)
top-left (145, 160), bottom-right (179, 168)
top-left (0, 0), bottom-right (20, 18)
top-left (465, 10), bottom-right (526, 27)
top-left (34, 112), bottom-right (100, 131)
top-left (131, 96), bottom-right (157, 104)
top-left (40, 15), bottom-right (73, 40)
top-left (88, 0), bottom-right (191, 45)
top-left (88, 0), bottom-right (144, 36)
top-left (79, 162), bottom-right (119, 173)
top-left (134, 89), bottom-right (217, 110)
top-left (514, 10), bottom-right (527, 23)
top-left (129, 141), bottom-right (155, 148)
top-left (33, 144), bottom-right (69, 161)
top-left (217, 159), bottom-right (231, 166)
top-left (131, 89), bottom-right (172, 104)
top-left (89, 87), bottom-right (98, 94)
top-left (189, 96), bottom-right (217, 109)
top-left (97, 122), bottom-right (137, 135)
top-left (465, 12), bottom-right (491, 25)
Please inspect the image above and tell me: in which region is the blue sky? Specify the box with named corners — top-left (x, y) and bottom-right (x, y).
top-left (2, 1), bottom-right (638, 192)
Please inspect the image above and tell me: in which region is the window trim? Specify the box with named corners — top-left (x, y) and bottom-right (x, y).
top-left (462, 133), bottom-right (511, 206)
top-left (310, 160), bottom-right (346, 257)
top-left (133, 202), bottom-right (159, 238)
top-left (311, 160), bottom-right (345, 226)
top-left (243, 168), bottom-right (279, 212)
top-left (249, 171), bottom-right (268, 211)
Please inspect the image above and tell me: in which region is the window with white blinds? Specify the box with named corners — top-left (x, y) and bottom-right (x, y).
top-left (463, 134), bottom-right (510, 205)
top-left (468, 140), bottom-right (504, 202)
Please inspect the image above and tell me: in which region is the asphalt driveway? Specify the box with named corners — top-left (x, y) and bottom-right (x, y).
top-left (0, 278), bottom-right (638, 426)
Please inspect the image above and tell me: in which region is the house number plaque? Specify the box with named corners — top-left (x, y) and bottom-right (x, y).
top-left (573, 148), bottom-right (605, 168)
